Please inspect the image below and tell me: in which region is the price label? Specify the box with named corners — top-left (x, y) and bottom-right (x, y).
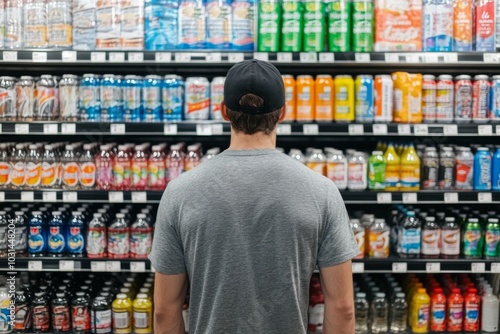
top-left (377, 193), bottom-right (392, 204)
top-left (426, 262), bottom-right (441, 273)
top-left (478, 192), bottom-right (492, 203)
top-left (109, 52), bottom-right (125, 62)
top-left (43, 123), bottom-right (58, 134)
top-left (484, 53), bottom-right (500, 63)
top-left (478, 125), bottom-right (493, 136)
top-left (319, 52), bottom-right (334, 62)
top-left (15, 124), bottom-right (29, 134)
top-left (2, 51), bottom-right (17, 61)
top-left (397, 124), bottom-right (411, 135)
top-left (0, 192), bottom-right (4, 202)
top-left (128, 52), bottom-right (143, 62)
top-left (300, 52), bottom-right (317, 63)
top-left (497, 125), bottom-right (500, 135)
top-left (106, 261), bottom-right (121, 272)
top-left (61, 123), bottom-right (76, 134)
top-left (131, 192), bottom-right (147, 203)
top-left (424, 54), bottom-right (438, 63)
top-left (355, 53), bottom-right (370, 62)
top-left (108, 191), bottom-right (124, 203)
top-left (211, 123), bottom-right (224, 135)
top-left (444, 192), bottom-right (459, 203)
top-left (21, 192), bottom-right (34, 202)
top-left (63, 192), bottom-right (77, 203)
top-left (91, 261), bottom-right (106, 272)
top-left (392, 262), bottom-right (407, 273)
top-left (471, 262), bottom-right (486, 273)
top-left (277, 124), bottom-right (292, 135)
top-left (0, 124), bottom-right (2, 133)
top-left (385, 53), bottom-right (405, 63)
top-left (277, 52), bottom-right (293, 62)
top-left (348, 124), bottom-right (364, 135)
top-left (59, 260), bottom-right (75, 271)
top-left (155, 52), bottom-right (171, 62)
top-left (28, 261), bottom-right (43, 271)
top-left (110, 123), bottom-right (126, 134)
top-left (402, 193), bottom-right (418, 204)
top-left (42, 191), bottom-right (57, 202)
top-left (164, 124), bottom-right (178, 135)
top-left (196, 124), bottom-right (213, 136)
top-left (352, 262), bottom-right (364, 273)
top-left (206, 52), bottom-right (222, 62)
top-left (130, 262), bottom-right (146, 273)
top-left (443, 124), bottom-right (458, 135)
top-left (91, 52), bottom-right (106, 62)
top-left (444, 53), bottom-right (458, 62)
top-left (175, 52), bottom-right (193, 62)
top-left (253, 52), bottom-right (269, 61)
top-left (407, 54), bottom-right (425, 63)
top-left (32, 52), bottom-right (47, 62)
top-left (62, 51), bottom-right (77, 62)
top-left (372, 124), bottom-right (388, 135)
top-left (303, 124), bottom-right (319, 135)
top-left (228, 52), bottom-right (244, 63)
top-left (491, 263), bottom-right (500, 273)
top-left (414, 124), bottom-right (429, 135)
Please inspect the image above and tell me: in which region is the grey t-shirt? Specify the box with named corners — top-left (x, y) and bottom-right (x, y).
top-left (149, 149), bottom-right (359, 334)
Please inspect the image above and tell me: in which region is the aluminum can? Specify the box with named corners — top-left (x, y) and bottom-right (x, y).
top-left (296, 75), bottom-right (314, 121)
top-left (334, 75), bottom-right (355, 122)
top-left (454, 75), bottom-right (473, 123)
top-left (474, 147), bottom-right (492, 190)
top-left (0, 76), bottom-right (16, 121)
top-left (282, 75), bottom-right (296, 121)
top-left (184, 77), bottom-right (210, 120)
top-left (35, 75), bottom-right (57, 120)
top-left (123, 75), bottom-right (143, 122)
top-left (439, 147), bottom-right (455, 190)
top-left (16, 76), bottom-right (35, 121)
top-left (162, 75), bottom-right (184, 122)
top-left (143, 75), bottom-right (162, 122)
top-left (472, 74), bottom-right (490, 123)
top-left (455, 147), bottom-right (474, 190)
top-left (422, 147), bottom-right (439, 190)
top-left (436, 75), bottom-right (454, 123)
top-left (59, 74), bottom-right (79, 121)
top-left (422, 75), bottom-right (437, 123)
top-left (490, 75), bottom-right (500, 122)
top-left (374, 75), bottom-right (393, 123)
top-left (100, 74), bottom-right (122, 122)
top-left (79, 74), bottom-right (101, 122)
top-left (315, 75), bottom-right (334, 121)
top-left (114, 75), bottom-right (124, 122)
top-left (210, 77), bottom-right (225, 121)
top-left (355, 75), bottom-right (374, 123)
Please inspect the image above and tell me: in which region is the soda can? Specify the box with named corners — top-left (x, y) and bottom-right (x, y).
top-left (315, 75), bottom-right (334, 121)
top-left (35, 75), bottom-right (57, 121)
top-left (184, 77), bottom-right (210, 120)
top-left (123, 75), bottom-right (143, 122)
top-left (334, 75), bottom-right (355, 122)
top-left (472, 74), bottom-right (490, 123)
top-left (79, 74), bottom-right (101, 122)
top-left (100, 74), bottom-right (122, 122)
top-left (162, 75), bottom-right (184, 122)
top-left (282, 75), bottom-right (296, 121)
top-left (490, 75), bottom-right (500, 122)
top-left (454, 75), bottom-right (473, 123)
top-left (280, 0), bottom-right (304, 52)
top-left (422, 147), bottom-right (438, 190)
top-left (210, 77), bottom-right (225, 121)
top-left (296, 75), bottom-right (314, 121)
top-left (327, 0), bottom-right (352, 52)
top-left (352, 0), bottom-right (374, 52)
top-left (474, 147), bottom-right (492, 190)
top-left (143, 75), bottom-right (163, 122)
top-left (439, 146), bottom-right (455, 190)
top-left (59, 74), bottom-right (79, 121)
top-left (436, 75), bottom-right (454, 123)
top-left (374, 75), bottom-right (393, 123)
top-left (355, 75), bottom-right (374, 123)
top-left (422, 75), bottom-right (437, 123)
top-left (455, 147), bottom-right (474, 190)
top-left (114, 75), bottom-right (124, 122)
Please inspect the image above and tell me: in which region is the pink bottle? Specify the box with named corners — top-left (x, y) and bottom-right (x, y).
top-left (96, 145), bottom-right (113, 190)
top-left (131, 144), bottom-right (149, 190)
top-left (166, 144), bottom-right (184, 182)
top-left (113, 145), bottom-right (131, 190)
top-left (148, 145), bottom-right (167, 190)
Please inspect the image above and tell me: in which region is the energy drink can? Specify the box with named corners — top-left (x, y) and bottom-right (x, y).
top-left (327, 0), bottom-right (352, 52)
top-left (124, 75), bottom-right (143, 122)
top-left (315, 75), bottom-right (334, 121)
top-left (296, 75), bottom-right (314, 121)
top-left (35, 75), bottom-right (57, 121)
top-left (101, 74), bottom-right (122, 122)
top-left (355, 75), bottom-right (374, 123)
top-left (184, 77), bottom-right (210, 120)
top-left (283, 75), bottom-right (296, 121)
top-left (454, 75), bottom-right (473, 123)
top-left (281, 0), bottom-right (303, 51)
top-left (352, 0), bottom-right (374, 52)
top-left (59, 74), bottom-right (79, 121)
top-left (422, 147), bottom-right (438, 190)
top-left (162, 75), bottom-right (184, 122)
top-left (472, 75), bottom-right (490, 123)
top-left (422, 75), bottom-right (437, 123)
top-left (474, 147), bottom-right (492, 190)
top-left (303, 0), bottom-right (325, 51)
top-left (374, 75), bottom-right (393, 123)
top-left (455, 147), bottom-right (474, 190)
top-left (334, 75), bottom-right (355, 122)
top-left (490, 75), bottom-right (500, 122)
top-left (257, 0), bottom-right (281, 51)
top-left (436, 75), bottom-right (454, 123)
top-left (0, 76), bottom-right (15, 121)
top-left (439, 147), bottom-right (455, 190)
top-left (143, 75), bottom-right (163, 122)
top-left (210, 77), bottom-right (225, 121)
top-left (79, 74), bottom-right (101, 122)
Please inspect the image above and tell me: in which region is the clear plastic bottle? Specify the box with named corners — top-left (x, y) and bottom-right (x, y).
top-left (368, 219), bottom-right (390, 258)
top-left (113, 145), bottom-right (131, 191)
top-left (370, 292), bottom-right (388, 333)
top-left (41, 144), bottom-right (59, 189)
top-left (14, 211), bottom-right (27, 257)
top-left (398, 211), bottom-right (421, 258)
top-left (184, 144), bottom-right (203, 172)
top-left (96, 145), bottom-right (113, 190)
top-left (348, 152), bottom-right (368, 190)
top-left (108, 213), bottom-right (130, 259)
top-left (441, 216), bottom-right (460, 259)
top-left (62, 145), bottom-right (80, 190)
top-left (421, 216), bottom-right (440, 259)
top-left (131, 145), bottom-right (149, 191)
top-left (10, 144), bottom-right (26, 189)
top-left (350, 219), bottom-right (365, 259)
top-left (354, 292), bottom-right (369, 334)
top-left (130, 213), bottom-right (153, 259)
top-left (148, 145), bottom-right (166, 190)
top-left (79, 144), bottom-right (96, 189)
top-left (25, 144), bottom-right (42, 189)
top-left (306, 149), bottom-right (327, 176)
top-left (86, 213), bottom-right (107, 259)
top-left (166, 144), bottom-right (184, 182)
top-left (327, 149), bottom-right (347, 190)
top-left (390, 292), bottom-right (408, 333)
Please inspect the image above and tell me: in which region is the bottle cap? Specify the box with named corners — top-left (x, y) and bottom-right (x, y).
top-left (407, 211), bottom-right (415, 216)
top-left (121, 288), bottom-right (130, 293)
top-left (445, 217), bottom-right (455, 222)
top-left (137, 293), bottom-right (148, 299)
top-left (95, 296), bottom-right (105, 301)
top-left (417, 288), bottom-right (426, 293)
top-left (372, 151), bottom-right (383, 155)
top-left (117, 293), bottom-right (127, 299)
top-left (469, 288), bottom-right (477, 294)
top-left (396, 292), bottom-right (405, 298)
top-left (356, 292), bottom-right (366, 298)
top-left (93, 213), bottom-right (102, 218)
top-left (15, 211), bottom-right (23, 216)
top-left (137, 213), bottom-right (146, 219)
top-left (426, 216), bottom-right (435, 222)
top-left (72, 211), bottom-right (82, 216)
top-left (116, 213), bottom-right (125, 219)
top-left (32, 211), bottom-right (42, 215)
top-left (469, 218), bottom-right (479, 223)
top-left (488, 218), bottom-right (499, 223)
top-left (375, 293), bottom-right (385, 298)
top-left (140, 288), bottom-right (149, 293)
top-left (76, 292), bottom-right (84, 296)
top-left (374, 219), bottom-right (385, 224)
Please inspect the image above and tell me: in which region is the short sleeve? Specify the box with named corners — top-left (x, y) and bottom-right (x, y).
top-left (317, 183), bottom-right (360, 268)
top-left (149, 185), bottom-right (187, 274)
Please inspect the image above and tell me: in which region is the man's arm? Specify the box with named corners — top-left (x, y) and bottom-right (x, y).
top-left (320, 260), bottom-right (355, 334)
top-left (154, 272), bottom-right (189, 334)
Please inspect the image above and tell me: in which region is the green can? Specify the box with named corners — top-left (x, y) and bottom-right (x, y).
top-left (281, 0), bottom-right (304, 52)
top-left (352, 0), bottom-right (374, 52)
top-left (485, 218), bottom-right (500, 258)
top-left (303, 0), bottom-right (325, 52)
top-left (368, 150), bottom-right (386, 190)
top-left (463, 218), bottom-right (484, 258)
top-left (258, 0), bottom-right (281, 51)
top-left (326, 0), bottom-right (352, 52)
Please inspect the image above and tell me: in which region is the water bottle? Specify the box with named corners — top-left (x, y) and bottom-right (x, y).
top-left (354, 292), bottom-right (369, 334)
top-left (370, 293), bottom-right (388, 333)
top-left (390, 292), bottom-right (408, 333)
top-left (398, 211), bottom-right (421, 258)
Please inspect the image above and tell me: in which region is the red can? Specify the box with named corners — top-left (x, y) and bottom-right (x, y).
top-left (472, 75), bottom-right (490, 123)
top-left (454, 75), bottom-right (473, 122)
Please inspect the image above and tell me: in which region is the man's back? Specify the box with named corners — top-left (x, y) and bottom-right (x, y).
top-left (150, 149), bottom-right (359, 334)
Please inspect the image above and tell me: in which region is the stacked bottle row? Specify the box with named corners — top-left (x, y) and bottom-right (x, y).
top-left (282, 72), bottom-right (500, 123)
top-left (0, 74), bottom-right (225, 122)
top-left (351, 206), bottom-right (500, 259)
top-left (0, 203), bottom-right (155, 259)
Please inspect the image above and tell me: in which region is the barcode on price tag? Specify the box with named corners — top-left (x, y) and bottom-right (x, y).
top-left (392, 262), bottom-right (407, 273)
top-left (303, 124), bottom-right (319, 135)
top-left (402, 193), bottom-right (418, 204)
top-left (443, 124), bottom-right (458, 135)
top-left (59, 260), bottom-right (75, 271)
top-left (414, 124), bottom-right (428, 135)
top-left (3, 51), bottom-right (17, 61)
top-left (300, 52), bottom-right (317, 63)
top-left (43, 124), bottom-right (58, 134)
top-left (28, 261), bottom-right (43, 271)
top-left (164, 124), bottom-right (178, 135)
top-left (426, 263), bottom-right (441, 273)
top-left (91, 261), bottom-right (106, 272)
top-left (253, 52), bottom-right (269, 61)
top-left (478, 125), bottom-right (493, 136)
top-left (21, 192), bottom-right (34, 202)
top-left (106, 261), bottom-right (121, 272)
top-left (228, 53), bottom-right (244, 63)
top-left (491, 263), bottom-right (500, 273)
top-left (108, 191), bottom-right (124, 203)
top-left (348, 124), bottom-right (364, 135)
top-left (355, 53), bottom-right (370, 62)
top-left (131, 192), bottom-right (147, 203)
top-left (155, 52), bottom-right (171, 62)
top-left (277, 52), bottom-right (292, 62)
top-left (62, 51), bottom-right (77, 62)
top-left (397, 124), bottom-right (411, 135)
top-left (130, 262), bottom-right (146, 273)
top-left (377, 193), bottom-right (392, 203)
top-left (206, 52), bottom-right (222, 62)
top-left (444, 192), bottom-right (459, 203)
top-left (372, 124), bottom-right (388, 135)
top-left (110, 124), bottom-right (126, 134)
top-left (91, 52), bottom-right (106, 62)
top-left (277, 124), bottom-right (292, 135)
top-left (63, 192), bottom-right (77, 203)
top-left (42, 191), bottom-right (57, 202)
top-left (15, 124), bottom-right (29, 134)
top-left (109, 52), bottom-right (125, 62)
top-left (32, 52), bottom-right (47, 62)
top-left (319, 53), bottom-right (334, 62)
top-left (128, 52), bottom-right (144, 62)
top-left (61, 123), bottom-right (76, 134)
top-left (352, 263), bottom-right (364, 273)
top-left (478, 192), bottom-right (492, 203)
top-left (196, 124), bottom-right (213, 136)
top-left (471, 262), bottom-right (486, 273)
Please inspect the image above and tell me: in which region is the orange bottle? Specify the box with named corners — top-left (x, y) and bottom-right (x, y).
top-left (25, 144), bottom-right (42, 188)
top-left (296, 75), bottom-right (315, 121)
top-left (430, 287), bottom-right (447, 332)
top-left (463, 288), bottom-right (480, 332)
top-left (282, 75), bottom-right (296, 121)
top-left (315, 75), bottom-right (334, 121)
top-left (447, 288), bottom-right (464, 332)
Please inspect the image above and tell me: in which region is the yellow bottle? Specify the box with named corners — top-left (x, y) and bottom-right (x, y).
top-left (112, 293), bottom-right (133, 334)
top-left (410, 288), bottom-right (430, 333)
top-left (400, 144), bottom-right (421, 191)
top-left (133, 293), bottom-right (153, 334)
top-left (384, 144), bottom-right (400, 191)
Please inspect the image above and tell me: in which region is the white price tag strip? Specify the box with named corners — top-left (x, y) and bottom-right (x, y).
top-left (61, 123), bottom-right (76, 134)
top-left (491, 263), bottom-right (500, 273)
top-left (196, 124), bottom-right (213, 136)
top-left (253, 52), bottom-right (269, 61)
top-left (277, 52), bottom-right (293, 62)
top-left (63, 192), bottom-right (77, 203)
top-left (155, 52), bottom-right (171, 62)
top-left (21, 192), bottom-right (34, 202)
top-left (303, 124), bottom-right (319, 135)
top-left (397, 124), bottom-right (411, 135)
top-left (377, 193), bottom-right (392, 204)
top-left (212, 124), bottom-right (224, 135)
top-left (348, 124), bottom-right (364, 135)
top-left (62, 51), bottom-right (77, 62)
top-left (131, 192), bottom-right (147, 203)
top-left (91, 261), bottom-right (106, 272)
top-left (91, 52), bottom-right (106, 62)
top-left (355, 53), bottom-right (370, 62)
top-left (206, 52), bottom-right (222, 62)
top-left (319, 53), bottom-right (334, 62)
top-left (372, 124), bottom-right (388, 135)
top-left (42, 191), bottom-right (57, 202)
top-left (478, 125), bottom-right (493, 136)
top-left (106, 261), bottom-right (121, 272)
top-left (402, 193), bottom-right (418, 204)
top-left (32, 52), bottom-right (47, 62)
top-left (28, 261), bottom-right (43, 271)
top-left (496, 125), bottom-right (500, 135)
top-left (43, 124), bottom-right (58, 134)
top-left (128, 52), bottom-right (144, 62)
top-left (108, 191), bottom-right (124, 203)
top-left (15, 124), bottom-right (29, 134)
top-left (426, 262), bottom-right (441, 273)
top-left (0, 124), bottom-right (2, 133)
top-left (109, 52), bottom-right (125, 62)
top-left (425, 54), bottom-right (438, 63)
top-left (164, 124), bottom-right (178, 135)
top-left (59, 260), bottom-right (75, 271)
top-left (130, 262), bottom-right (146, 273)
top-left (484, 53), bottom-right (500, 63)
top-left (3, 51), bottom-right (17, 61)
top-left (443, 124), bottom-right (458, 135)
top-left (110, 124), bottom-right (126, 134)
top-left (385, 53), bottom-right (405, 63)
top-left (407, 53), bottom-right (425, 63)
top-left (414, 124), bottom-right (429, 135)
top-left (352, 262), bottom-right (364, 273)
top-left (471, 262), bottom-right (486, 273)
top-left (0, 192), bottom-right (4, 202)
top-left (478, 192), bottom-right (492, 203)
top-left (444, 192), bottom-right (459, 203)
top-left (392, 262), bottom-right (407, 273)
top-left (300, 52), bottom-right (317, 63)
top-left (228, 53), bottom-right (244, 63)
top-left (277, 124), bottom-right (292, 135)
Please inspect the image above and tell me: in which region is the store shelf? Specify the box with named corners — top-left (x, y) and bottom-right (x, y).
top-left (1, 121), bottom-right (499, 137)
top-left (0, 257), bottom-right (152, 272)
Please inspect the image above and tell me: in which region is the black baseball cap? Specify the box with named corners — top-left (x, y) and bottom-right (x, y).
top-left (224, 59), bottom-right (285, 115)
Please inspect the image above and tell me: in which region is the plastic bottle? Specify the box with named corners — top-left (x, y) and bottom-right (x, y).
top-left (14, 211), bottom-right (27, 257)
top-left (47, 211), bottom-right (65, 257)
top-left (108, 213), bottom-right (130, 259)
top-left (398, 211), bottom-right (421, 258)
top-left (306, 149), bottom-right (327, 176)
top-left (308, 277), bottom-right (324, 333)
top-left (0, 211), bottom-right (7, 257)
top-left (184, 144), bottom-right (203, 172)
top-left (10, 144), bottom-right (26, 189)
top-left (447, 288), bottom-right (464, 332)
top-left (147, 145), bottom-right (166, 190)
top-left (481, 287), bottom-right (499, 332)
top-left (400, 144), bottom-right (421, 191)
top-left (0, 287), bottom-right (11, 333)
top-left (14, 290), bottom-right (30, 332)
top-left (32, 292), bottom-right (50, 332)
top-left (28, 211), bottom-right (46, 257)
top-left (96, 145), bottom-right (113, 190)
top-left (350, 219), bottom-right (365, 259)
top-left (368, 151), bottom-right (386, 190)
top-left (130, 214), bottom-right (153, 259)
top-left (91, 296), bottom-right (112, 334)
top-left (25, 144), bottom-right (42, 188)
top-left (462, 217), bottom-right (483, 258)
top-left (422, 147), bottom-right (439, 189)
top-left (368, 219), bottom-right (390, 258)
top-left (79, 144), bottom-right (96, 189)
top-left (347, 151), bottom-right (367, 190)
top-left (383, 143), bottom-right (400, 191)
top-left (326, 150), bottom-right (347, 190)
top-left (61, 145), bottom-right (80, 189)
top-left (71, 291), bottom-right (90, 333)
top-left (86, 213), bottom-right (107, 258)
top-left (410, 288), bottom-right (430, 333)
top-left (430, 287), bottom-right (446, 332)
top-left (484, 218), bottom-right (500, 258)
top-left (354, 292), bottom-right (369, 334)
top-left (112, 293), bottom-right (132, 334)
top-left (131, 145), bottom-right (149, 190)
top-left (66, 211), bottom-right (85, 258)
top-left (474, 147), bottom-right (492, 190)
top-left (51, 292), bottom-right (70, 333)
top-left (370, 292), bottom-right (388, 333)
top-left (464, 288), bottom-right (480, 332)
top-left (166, 144), bottom-right (184, 182)
top-left (492, 147), bottom-right (500, 190)
top-left (113, 145), bottom-right (131, 190)
top-left (422, 216), bottom-right (440, 259)
top-left (441, 217), bottom-right (460, 259)
top-left (390, 292), bottom-right (408, 333)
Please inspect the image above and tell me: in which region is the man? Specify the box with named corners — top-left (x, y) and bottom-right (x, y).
top-left (150, 59), bottom-right (359, 334)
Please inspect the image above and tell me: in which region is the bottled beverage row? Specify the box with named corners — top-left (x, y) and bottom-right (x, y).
top-left (6, 272), bottom-right (160, 334)
top-left (1, 0), bottom-right (255, 51)
top-left (296, 143), bottom-right (500, 191)
top-left (283, 72), bottom-right (500, 123)
top-left (0, 203), bottom-right (156, 259)
top-left (258, 0), bottom-right (499, 52)
top-left (0, 74), bottom-right (225, 122)
top-left (351, 205), bottom-right (500, 259)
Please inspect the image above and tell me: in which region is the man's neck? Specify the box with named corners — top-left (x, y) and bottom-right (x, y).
top-left (227, 130), bottom-right (277, 150)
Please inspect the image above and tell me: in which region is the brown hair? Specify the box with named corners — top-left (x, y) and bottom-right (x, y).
top-left (226, 94), bottom-right (282, 135)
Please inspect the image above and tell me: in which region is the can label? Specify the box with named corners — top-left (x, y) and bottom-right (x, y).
top-left (453, 0), bottom-right (473, 51)
top-left (281, 0), bottom-right (303, 51)
top-left (475, 0), bottom-right (496, 51)
top-left (490, 80), bottom-right (500, 120)
top-left (355, 76), bottom-right (374, 122)
top-left (327, 1), bottom-right (351, 52)
top-left (455, 81), bottom-right (473, 121)
top-left (258, 1), bottom-right (280, 51)
top-left (422, 79), bottom-right (436, 121)
top-left (472, 80), bottom-right (490, 121)
top-left (185, 79), bottom-right (210, 120)
top-left (352, 0), bottom-right (374, 52)
top-left (206, 0), bottom-right (231, 49)
top-left (374, 76), bottom-right (393, 122)
top-left (231, 0), bottom-right (254, 50)
top-left (303, 0), bottom-right (325, 51)
top-left (436, 80), bottom-right (454, 122)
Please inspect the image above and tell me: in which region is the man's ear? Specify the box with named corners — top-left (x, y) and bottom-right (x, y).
top-left (278, 105), bottom-right (287, 123)
top-left (221, 101), bottom-right (230, 121)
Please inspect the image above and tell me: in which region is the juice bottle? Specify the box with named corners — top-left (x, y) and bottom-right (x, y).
top-left (131, 145), bottom-right (149, 190)
top-left (133, 293), bottom-right (153, 334)
top-left (283, 75), bottom-right (296, 121)
top-left (400, 144), bottom-right (421, 191)
top-left (384, 143), bottom-right (400, 191)
top-left (315, 75), bottom-right (334, 121)
top-left (463, 288), bottom-right (480, 332)
top-left (166, 144), bottom-right (184, 181)
top-left (26, 144), bottom-right (42, 188)
top-left (462, 217), bottom-right (483, 258)
top-left (326, 149), bottom-right (347, 190)
top-left (447, 288), bottom-right (464, 332)
top-left (430, 287), bottom-right (446, 332)
top-left (86, 213), bottom-right (107, 258)
top-left (410, 288), bottom-right (430, 333)
top-left (147, 145), bottom-right (166, 191)
top-left (306, 149), bottom-right (326, 176)
top-left (184, 144), bottom-right (202, 172)
top-left (334, 75), bottom-right (355, 122)
top-left (79, 144), bottom-right (96, 189)
top-left (10, 144), bottom-right (26, 189)
top-left (0, 144), bottom-right (10, 189)
top-left (350, 219), bottom-right (365, 259)
top-left (296, 75), bottom-right (315, 121)
top-left (368, 150), bottom-right (385, 190)
top-left (62, 145), bottom-right (79, 190)
top-left (112, 293), bottom-right (132, 334)
top-left (113, 145), bottom-right (131, 190)
top-left (367, 219), bottom-right (389, 258)
top-left (108, 214), bottom-right (130, 259)
top-left (484, 218), bottom-right (500, 259)
top-left (96, 145), bottom-right (113, 190)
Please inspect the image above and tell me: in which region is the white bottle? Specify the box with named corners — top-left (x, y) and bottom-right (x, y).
top-left (289, 149), bottom-right (306, 164)
top-left (481, 287), bottom-right (499, 332)
top-left (306, 149), bottom-right (326, 175)
top-left (327, 150), bottom-right (347, 190)
top-left (347, 152), bottom-right (367, 190)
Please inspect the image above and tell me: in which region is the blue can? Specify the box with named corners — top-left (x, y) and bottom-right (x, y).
top-left (66, 211), bottom-right (85, 257)
top-left (474, 147), bottom-right (492, 190)
top-left (355, 75), bottom-right (374, 123)
top-left (492, 148), bottom-right (500, 191)
top-left (163, 75), bottom-right (184, 122)
top-left (115, 75), bottom-right (125, 122)
top-left (48, 211), bottom-right (65, 257)
top-left (28, 211), bottom-right (46, 256)
top-left (79, 74), bottom-right (101, 122)
top-left (101, 74), bottom-right (123, 122)
top-left (490, 75), bottom-right (500, 122)
top-left (124, 75), bottom-right (143, 122)
top-left (143, 75), bottom-right (163, 122)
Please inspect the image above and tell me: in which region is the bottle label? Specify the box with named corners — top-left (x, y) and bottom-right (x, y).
top-left (465, 301), bottom-right (479, 326)
top-left (348, 162), bottom-right (367, 189)
top-left (52, 305), bottom-right (70, 331)
top-left (400, 165), bottom-right (420, 188)
top-left (25, 162), bottom-right (42, 187)
top-left (41, 162), bottom-right (58, 186)
top-left (449, 303), bottom-right (463, 326)
top-left (0, 298), bottom-right (11, 333)
top-left (485, 229), bottom-right (500, 257)
top-left (96, 159), bottom-right (113, 189)
top-left (10, 161), bottom-right (25, 187)
top-left (327, 161), bottom-right (347, 189)
top-left (422, 229), bottom-right (440, 255)
top-left (113, 310), bottom-right (131, 331)
top-left (86, 227), bottom-right (107, 257)
top-left (15, 226), bottom-right (27, 251)
top-left (431, 303), bottom-right (446, 327)
top-left (72, 305), bottom-right (90, 331)
top-left (113, 160), bottom-right (131, 188)
top-left (401, 228), bottom-right (421, 254)
top-left (308, 304), bottom-right (324, 330)
top-left (441, 230), bottom-right (460, 255)
top-left (307, 162), bottom-right (326, 175)
top-left (48, 226), bottom-right (65, 253)
top-left (463, 229), bottom-right (481, 256)
top-left (353, 230), bottom-right (365, 257)
top-left (14, 302), bottom-right (30, 331)
top-left (62, 162), bottom-right (79, 187)
top-left (130, 228), bottom-right (153, 258)
top-left (67, 226), bottom-right (84, 253)
top-left (0, 162), bottom-right (11, 186)
top-left (133, 310), bottom-right (151, 330)
top-left (384, 164), bottom-right (400, 188)
top-left (417, 303), bottom-right (430, 327)
top-left (368, 230), bottom-right (389, 258)
top-left (79, 162), bottom-right (96, 188)
top-left (108, 228), bottom-right (130, 257)
top-left (131, 160), bottom-right (148, 189)
top-left (95, 309), bottom-right (112, 333)
top-left (32, 305), bottom-right (50, 331)
top-left (28, 225), bottom-right (45, 253)
top-left (147, 160), bottom-right (166, 189)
